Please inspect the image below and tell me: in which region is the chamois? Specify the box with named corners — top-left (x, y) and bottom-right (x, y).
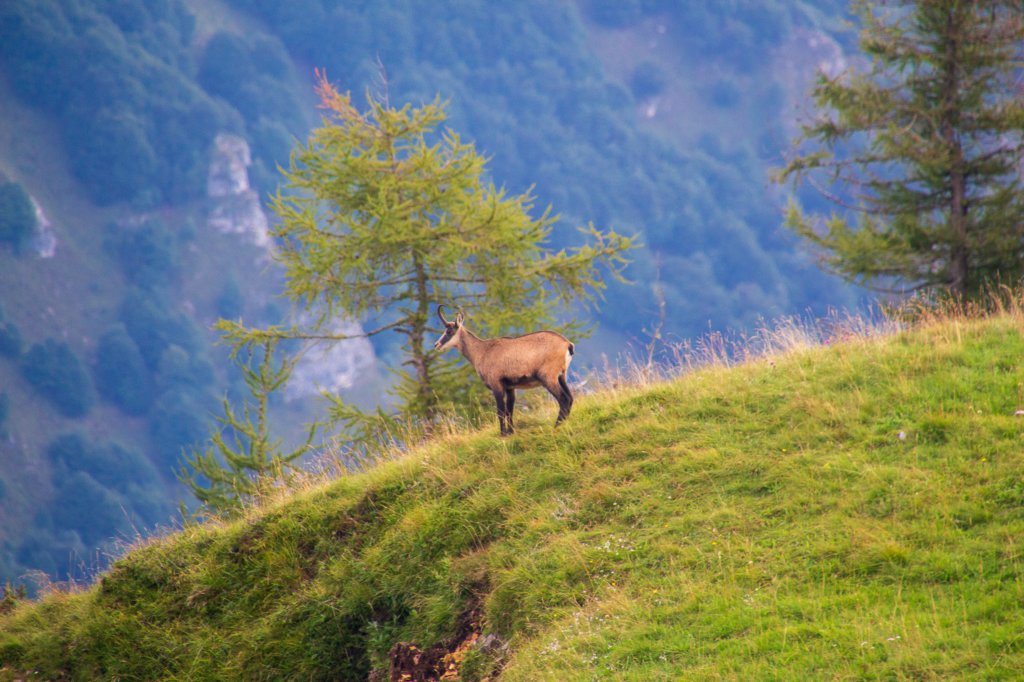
top-left (433, 305), bottom-right (574, 436)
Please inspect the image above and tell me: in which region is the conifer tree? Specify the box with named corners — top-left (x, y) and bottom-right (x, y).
top-left (0, 180), bottom-right (37, 255)
top-left (179, 340), bottom-right (314, 515)
top-left (220, 72), bottom-right (633, 440)
top-left (778, 1), bottom-right (1024, 296)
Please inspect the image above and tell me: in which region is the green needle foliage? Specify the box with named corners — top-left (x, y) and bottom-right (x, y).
top-left (179, 340), bottom-right (315, 516)
top-left (778, 0), bottom-right (1024, 296)
top-left (220, 71), bottom-right (634, 442)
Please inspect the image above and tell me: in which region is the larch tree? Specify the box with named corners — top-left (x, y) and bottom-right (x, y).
top-left (220, 72), bottom-right (634, 442)
top-left (179, 339), bottom-right (315, 516)
top-left (777, 0), bottom-right (1024, 296)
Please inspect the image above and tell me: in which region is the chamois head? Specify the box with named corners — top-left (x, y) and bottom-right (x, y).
top-left (433, 305), bottom-right (464, 352)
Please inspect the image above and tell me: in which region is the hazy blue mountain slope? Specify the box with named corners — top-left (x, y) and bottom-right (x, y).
top-left (224, 0), bottom-right (859, 343)
top-left (0, 0), bottom-right (328, 588)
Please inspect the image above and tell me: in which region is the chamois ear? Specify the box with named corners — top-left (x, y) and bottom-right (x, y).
top-left (455, 311), bottom-right (464, 326)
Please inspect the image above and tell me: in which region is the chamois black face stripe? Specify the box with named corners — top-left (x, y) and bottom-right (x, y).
top-left (435, 325), bottom-right (457, 348)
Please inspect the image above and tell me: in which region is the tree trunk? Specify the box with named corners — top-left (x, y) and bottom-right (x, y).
top-left (948, 168), bottom-right (968, 295)
top-left (409, 253), bottom-right (436, 419)
top-left (943, 6), bottom-right (969, 295)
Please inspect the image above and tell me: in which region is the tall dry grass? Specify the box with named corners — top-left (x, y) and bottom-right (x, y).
top-left (589, 307), bottom-right (896, 392)
top-left (591, 284), bottom-right (1024, 393)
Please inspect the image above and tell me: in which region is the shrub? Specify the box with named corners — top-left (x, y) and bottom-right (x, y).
top-left (0, 306), bottom-right (22, 357)
top-left (94, 324), bottom-right (153, 415)
top-left (630, 61), bottom-right (668, 100)
top-left (13, 528), bottom-right (79, 579)
top-left (0, 180), bottom-right (37, 254)
top-left (67, 108), bottom-right (158, 206)
top-left (45, 433), bottom-right (89, 483)
top-left (51, 471), bottom-right (126, 546)
top-left (47, 433), bottom-right (161, 492)
top-left (20, 339), bottom-right (95, 417)
top-left (149, 388), bottom-right (212, 468)
top-left (103, 219), bottom-right (178, 290)
top-left (0, 320), bottom-right (22, 357)
top-left (123, 483), bottom-right (173, 527)
top-left (198, 31), bottom-right (253, 103)
top-left (42, 433), bottom-right (171, 546)
top-left (119, 289), bottom-right (203, 370)
top-left (119, 290), bottom-right (173, 370)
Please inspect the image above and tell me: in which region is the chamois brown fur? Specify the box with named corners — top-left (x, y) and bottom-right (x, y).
top-left (433, 306), bottom-right (574, 436)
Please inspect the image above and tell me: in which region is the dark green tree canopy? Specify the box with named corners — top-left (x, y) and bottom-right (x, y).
top-left (94, 324), bottom-right (152, 416)
top-left (778, 0), bottom-right (1024, 296)
top-left (20, 339), bottom-right (95, 418)
top-left (0, 180), bottom-right (37, 254)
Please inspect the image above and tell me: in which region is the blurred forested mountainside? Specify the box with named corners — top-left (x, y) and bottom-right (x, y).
top-left (230, 0), bottom-right (857, 339)
top-left (0, 0), bottom-right (857, 586)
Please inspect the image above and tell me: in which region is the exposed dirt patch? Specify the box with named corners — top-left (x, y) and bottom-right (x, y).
top-left (388, 630), bottom-right (482, 681)
top-left (387, 607), bottom-right (505, 682)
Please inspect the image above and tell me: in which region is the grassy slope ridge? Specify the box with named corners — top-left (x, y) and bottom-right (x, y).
top-left (2, 316), bottom-right (1024, 680)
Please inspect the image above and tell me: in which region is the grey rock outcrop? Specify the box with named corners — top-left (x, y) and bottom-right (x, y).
top-left (206, 133), bottom-right (271, 249)
top-left (205, 133), bottom-right (377, 399)
top-left (285, 319), bottom-right (377, 401)
top-left (30, 196), bottom-right (57, 258)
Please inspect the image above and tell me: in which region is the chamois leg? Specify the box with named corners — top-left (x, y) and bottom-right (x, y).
top-left (558, 373), bottom-right (574, 417)
top-left (493, 388), bottom-right (510, 436)
top-left (556, 373), bottom-right (574, 424)
top-left (505, 388), bottom-right (516, 433)
top-left (542, 373), bottom-right (573, 426)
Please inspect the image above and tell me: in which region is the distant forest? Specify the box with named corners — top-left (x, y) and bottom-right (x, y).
top-left (1, 0), bottom-right (857, 340)
top-left (217, 0), bottom-right (858, 338)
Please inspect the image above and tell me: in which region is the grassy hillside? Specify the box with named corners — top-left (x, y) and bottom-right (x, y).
top-left (2, 311), bottom-right (1024, 680)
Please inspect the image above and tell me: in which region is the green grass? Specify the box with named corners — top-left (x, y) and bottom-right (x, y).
top-left (2, 314), bottom-right (1024, 680)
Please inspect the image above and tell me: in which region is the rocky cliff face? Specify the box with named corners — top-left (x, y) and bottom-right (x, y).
top-left (206, 133), bottom-right (271, 249)
top-left (30, 196), bottom-right (56, 258)
top-left (206, 133), bottom-right (377, 399)
top-left (286, 320), bottom-right (377, 401)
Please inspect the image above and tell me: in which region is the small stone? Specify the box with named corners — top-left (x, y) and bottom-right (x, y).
top-left (1015, 410), bottom-right (1024, 417)
top-left (476, 633), bottom-right (507, 654)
